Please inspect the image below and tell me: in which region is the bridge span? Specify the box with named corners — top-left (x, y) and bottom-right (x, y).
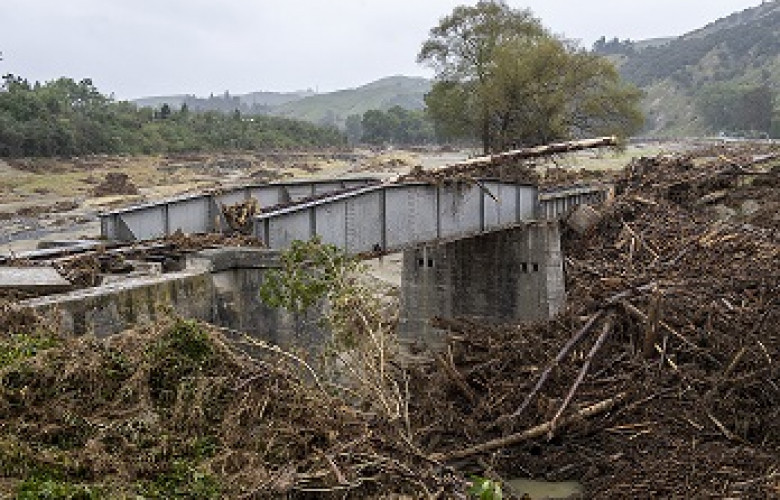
top-left (253, 180), bottom-right (605, 254)
top-left (100, 177), bottom-right (607, 254)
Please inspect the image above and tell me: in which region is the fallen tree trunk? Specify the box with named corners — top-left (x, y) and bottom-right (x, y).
top-left (395, 136), bottom-right (618, 183)
top-left (430, 392), bottom-right (627, 462)
top-left (444, 136), bottom-right (618, 170)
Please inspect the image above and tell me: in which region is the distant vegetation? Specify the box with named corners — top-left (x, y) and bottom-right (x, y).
top-left (594, 2), bottom-right (780, 137)
top-left (133, 89), bottom-right (314, 116)
top-left (0, 75), bottom-right (345, 158)
top-left (134, 76), bottom-right (432, 131)
top-left (347, 106), bottom-right (435, 146)
top-left (271, 76), bottom-right (430, 128)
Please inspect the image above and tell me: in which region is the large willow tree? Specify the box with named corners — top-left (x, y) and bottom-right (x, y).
top-left (418, 1), bottom-right (644, 153)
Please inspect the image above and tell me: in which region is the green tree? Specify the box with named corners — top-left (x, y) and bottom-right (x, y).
top-left (159, 103), bottom-right (172, 120)
top-left (418, 1), bottom-right (643, 152)
top-left (361, 109), bottom-right (398, 145)
top-left (696, 83), bottom-right (776, 136)
top-left (344, 113), bottom-right (363, 145)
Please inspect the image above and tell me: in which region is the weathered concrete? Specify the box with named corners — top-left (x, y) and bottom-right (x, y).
top-left (23, 269), bottom-right (215, 337)
top-left (17, 221), bottom-right (568, 353)
top-left (399, 222), bottom-right (564, 347)
top-left (20, 248), bottom-right (325, 349)
top-left (0, 267), bottom-right (73, 294)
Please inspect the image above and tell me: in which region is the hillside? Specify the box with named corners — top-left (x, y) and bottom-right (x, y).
top-left (134, 89), bottom-right (313, 115)
top-left (596, 1), bottom-right (780, 137)
top-left (270, 76), bottom-right (431, 127)
top-left (133, 76), bottom-right (431, 129)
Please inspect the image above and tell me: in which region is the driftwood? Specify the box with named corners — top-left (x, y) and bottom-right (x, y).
top-left (436, 136), bottom-right (617, 170)
top-left (496, 284), bottom-right (658, 428)
top-left (549, 315), bottom-right (615, 434)
top-left (435, 352), bottom-right (477, 404)
top-left (495, 309), bottom-right (605, 426)
top-left (430, 393), bottom-right (627, 462)
top-left (396, 136), bottom-right (617, 183)
top-left (621, 300), bottom-right (720, 365)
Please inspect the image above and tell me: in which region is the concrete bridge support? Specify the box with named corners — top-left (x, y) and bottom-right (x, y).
top-left (399, 221), bottom-right (564, 347)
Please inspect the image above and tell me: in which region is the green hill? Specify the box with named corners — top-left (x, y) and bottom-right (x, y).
top-left (133, 76), bottom-right (431, 130)
top-left (595, 1), bottom-right (780, 137)
top-left (269, 76), bottom-right (431, 128)
top-left (134, 90), bottom-right (313, 115)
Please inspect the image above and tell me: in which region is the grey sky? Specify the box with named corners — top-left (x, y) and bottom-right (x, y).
top-left (0, 0), bottom-right (767, 99)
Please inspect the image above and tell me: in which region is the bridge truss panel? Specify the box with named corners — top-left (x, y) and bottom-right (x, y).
top-left (99, 178), bottom-right (378, 241)
top-left (253, 182), bottom-right (556, 255)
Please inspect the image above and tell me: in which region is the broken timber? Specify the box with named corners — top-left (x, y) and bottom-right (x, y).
top-left (398, 136), bottom-right (618, 182)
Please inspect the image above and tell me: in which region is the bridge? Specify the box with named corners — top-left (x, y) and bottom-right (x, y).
top-left (98, 139), bottom-right (614, 345)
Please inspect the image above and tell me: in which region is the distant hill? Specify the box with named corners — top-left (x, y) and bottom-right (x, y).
top-left (595, 1), bottom-right (780, 137)
top-left (133, 76), bottom-right (431, 129)
top-left (269, 76), bottom-right (431, 127)
top-left (133, 89), bottom-right (314, 115)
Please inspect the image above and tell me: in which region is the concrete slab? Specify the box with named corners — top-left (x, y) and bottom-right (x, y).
top-left (0, 266), bottom-right (73, 293)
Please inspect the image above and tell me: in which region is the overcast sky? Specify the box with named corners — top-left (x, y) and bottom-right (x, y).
top-left (0, 0), bottom-right (767, 99)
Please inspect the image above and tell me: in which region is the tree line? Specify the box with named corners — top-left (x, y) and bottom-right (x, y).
top-left (1, 2), bottom-right (645, 157)
top-left (696, 83), bottom-right (778, 137)
top-left (0, 75), bottom-right (346, 158)
top-left (345, 107), bottom-right (436, 146)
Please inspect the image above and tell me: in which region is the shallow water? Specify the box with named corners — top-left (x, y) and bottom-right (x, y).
top-left (506, 478), bottom-right (582, 499)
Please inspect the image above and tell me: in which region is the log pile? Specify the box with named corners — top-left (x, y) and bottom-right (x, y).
top-left (91, 172), bottom-right (139, 197)
top-left (405, 150), bottom-right (779, 498)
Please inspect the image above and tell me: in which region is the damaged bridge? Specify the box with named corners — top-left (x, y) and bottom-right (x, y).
top-left (94, 139), bottom-right (615, 344)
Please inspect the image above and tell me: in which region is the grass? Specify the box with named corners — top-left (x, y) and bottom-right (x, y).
top-left (0, 155), bottom-right (229, 203)
top-left (542, 144), bottom-right (666, 172)
top-left (0, 333), bottom-right (59, 370)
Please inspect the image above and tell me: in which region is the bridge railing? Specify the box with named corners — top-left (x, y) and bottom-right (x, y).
top-left (253, 181), bottom-right (610, 254)
top-left (538, 184), bottom-right (611, 220)
top-left (99, 178), bottom-right (378, 241)
top-left (98, 176), bottom-right (610, 250)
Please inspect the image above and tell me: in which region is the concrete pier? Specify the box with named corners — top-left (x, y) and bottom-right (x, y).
top-left (399, 221), bottom-right (564, 347)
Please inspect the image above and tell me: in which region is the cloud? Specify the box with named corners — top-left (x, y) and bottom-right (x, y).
top-left (0, 0), bottom-right (765, 99)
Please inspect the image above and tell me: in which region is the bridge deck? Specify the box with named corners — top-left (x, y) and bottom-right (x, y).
top-left (254, 181), bottom-right (606, 254)
top-left (99, 177), bottom-right (379, 241)
top-left (98, 176), bottom-right (607, 253)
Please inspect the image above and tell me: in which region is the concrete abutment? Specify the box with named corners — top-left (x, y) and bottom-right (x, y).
top-left (399, 222), bottom-right (564, 347)
top-left (21, 222), bottom-right (567, 351)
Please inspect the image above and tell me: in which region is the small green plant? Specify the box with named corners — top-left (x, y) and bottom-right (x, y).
top-left (138, 460), bottom-right (220, 499)
top-left (149, 318), bottom-right (213, 364)
top-left (16, 476), bottom-right (100, 499)
top-left (259, 236), bottom-right (350, 314)
top-left (259, 237), bottom-right (404, 422)
top-left (0, 333), bottom-right (58, 370)
top-left (147, 318), bottom-right (215, 407)
top-left (468, 476), bottom-right (503, 500)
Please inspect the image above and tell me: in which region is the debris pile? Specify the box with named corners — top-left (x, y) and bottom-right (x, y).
top-left (404, 151), bottom-right (779, 498)
top-left (221, 199), bottom-right (259, 235)
top-left (0, 144), bottom-right (776, 497)
top-left (0, 317), bottom-right (463, 497)
top-left (91, 172), bottom-right (139, 197)
top-left (1, 233), bottom-right (265, 300)
top-left (400, 159), bottom-right (540, 185)
top-left (540, 166), bottom-right (609, 187)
